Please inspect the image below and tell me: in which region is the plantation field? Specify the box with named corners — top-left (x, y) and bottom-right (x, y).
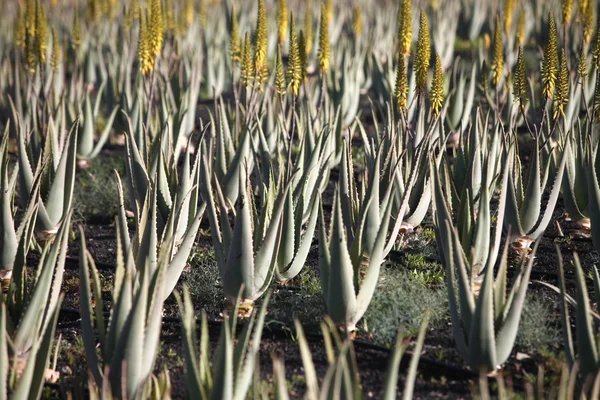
top-left (2, 0), bottom-right (600, 398)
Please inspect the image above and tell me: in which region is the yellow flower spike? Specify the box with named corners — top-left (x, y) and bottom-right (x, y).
top-left (199, 0), bottom-right (206, 26)
top-left (183, 0), bottom-right (193, 27)
top-left (164, 0), bottom-right (175, 33)
top-left (562, 0), bottom-right (573, 27)
top-left (553, 49), bottom-right (569, 119)
top-left (287, 14), bottom-right (302, 96)
top-left (541, 13), bottom-right (558, 99)
top-left (578, 45), bottom-right (588, 83)
top-left (25, 33), bottom-right (36, 72)
top-left (72, 11), bottom-right (81, 50)
top-left (394, 54), bottom-right (408, 111)
top-left (298, 30), bottom-right (308, 81)
top-left (594, 73), bottom-right (600, 120)
top-left (512, 46), bottom-right (527, 112)
top-left (253, 0), bottom-right (268, 86)
top-left (430, 53), bottom-right (444, 117)
top-left (397, 0), bottom-right (412, 56)
top-left (325, 0), bottom-right (332, 21)
top-left (35, 1), bottom-right (48, 65)
top-left (317, 3), bottom-right (330, 73)
top-left (15, 8), bottom-right (26, 48)
top-left (149, 0), bottom-right (163, 59)
top-left (593, 18), bottom-right (600, 69)
top-left (277, 0), bottom-right (288, 45)
top-left (241, 32), bottom-right (254, 88)
top-left (352, 6), bottom-right (362, 37)
top-left (491, 15), bottom-right (503, 87)
top-left (229, 5), bottom-right (241, 63)
top-left (275, 46), bottom-right (287, 96)
top-left (515, 9), bottom-right (525, 46)
top-left (414, 9), bottom-right (430, 95)
top-left (137, 11), bottom-right (152, 75)
top-left (25, 0), bottom-right (35, 37)
top-left (503, 0), bottom-right (514, 35)
top-left (304, 0), bottom-right (313, 55)
top-left (583, 0), bottom-right (593, 44)
top-left (51, 27), bottom-right (60, 71)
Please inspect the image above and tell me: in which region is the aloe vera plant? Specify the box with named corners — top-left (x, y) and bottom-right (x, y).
top-left (79, 225), bottom-right (169, 399)
top-left (176, 286), bottom-right (270, 400)
top-left (504, 132), bottom-right (567, 246)
top-left (1, 212), bottom-right (71, 399)
top-left (0, 125), bottom-right (38, 291)
top-left (15, 117), bottom-right (78, 239)
top-left (201, 153), bottom-right (289, 310)
top-left (76, 84), bottom-right (119, 163)
top-left (319, 137), bottom-right (418, 331)
top-left (433, 160), bottom-right (536, 372)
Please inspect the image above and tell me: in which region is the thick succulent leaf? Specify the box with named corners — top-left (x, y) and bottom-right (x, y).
top-left (556, 247), bottom-right (575, 367)
top-left (403, 312), bottom-right (430, 400)
top-left (0, 303), bottom-right (8, 400)
top-left (210, 319), bottom-right (233, 400)
top-left (572, 253), bottom-right (600, 376)
top-left (494, 240), bottom-right (537, 366)
top-left (174, 287), bottom-right (203, 399)
top-left (467, 247), bottom-right (497, 371)
top-left (0, 129), bottom-right (17, 272)
top-left (294, 320), bottom-right (319, 400)
top-left (78, 227), bottom-right (103, 386)
top-left (527, 144), bottom-right (567, 239)
top-left (325, 191), bottom-right (357, 327)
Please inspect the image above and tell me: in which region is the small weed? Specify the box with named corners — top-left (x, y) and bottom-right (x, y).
top-left (363, 263), bottom-right (447, 345)
top-left (516, 294), bottom-right (560, 352)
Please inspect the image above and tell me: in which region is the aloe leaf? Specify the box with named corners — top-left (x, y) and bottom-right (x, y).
top-left (572, 253), bottom-right (600, 376)
top-left (136, 187), bottom-right (158, 278)
top-left (27, 294), bottom-right (62, 400)
top-left (294, 320), bottom-right (319, 400)
top-left (210, 319), bottom-right (233, 400)
top-left (79, 92), bottom-right (95, 157)
top-left (403, 312), bottom-right (430, 400)
top-left (0, 129), bottom-right (17, 272)
top-left (382, 332), bottom-right (406, 400)
top-left (556, 247), bottom-right (575, 367)
top-left (278, 194), bottom-right (320, 281)
top-left (44, 130), bottom-right (77, 230)
top-left (519, 144), bottom-right (542, 232)
top-left (175, 287), bottom-right (203, 399)
top-left (164, 209), bottom-right (203, 298)
top-left (78, 227), bottom-right (103, 386)
top-left (223, 173), bottom-right (256, 302)
top-left (88, 105), bottom-right (119, 160)
top-left (326, 191), bottom-right (357, 327)
top-left (272, 356), bottom-right (289, 400)
top-left (494, 240), bottom-right (537, 366)
top-left (141, 260), bottom-right (166, 379)
top-left (467, 246), bottom-right (497, 371)
top-left (0, 303), bottom-right (8, 400)
top-left (527, 144), bottom-right (567, 239)
top-left (233, 292), bottom-right (271, 400)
